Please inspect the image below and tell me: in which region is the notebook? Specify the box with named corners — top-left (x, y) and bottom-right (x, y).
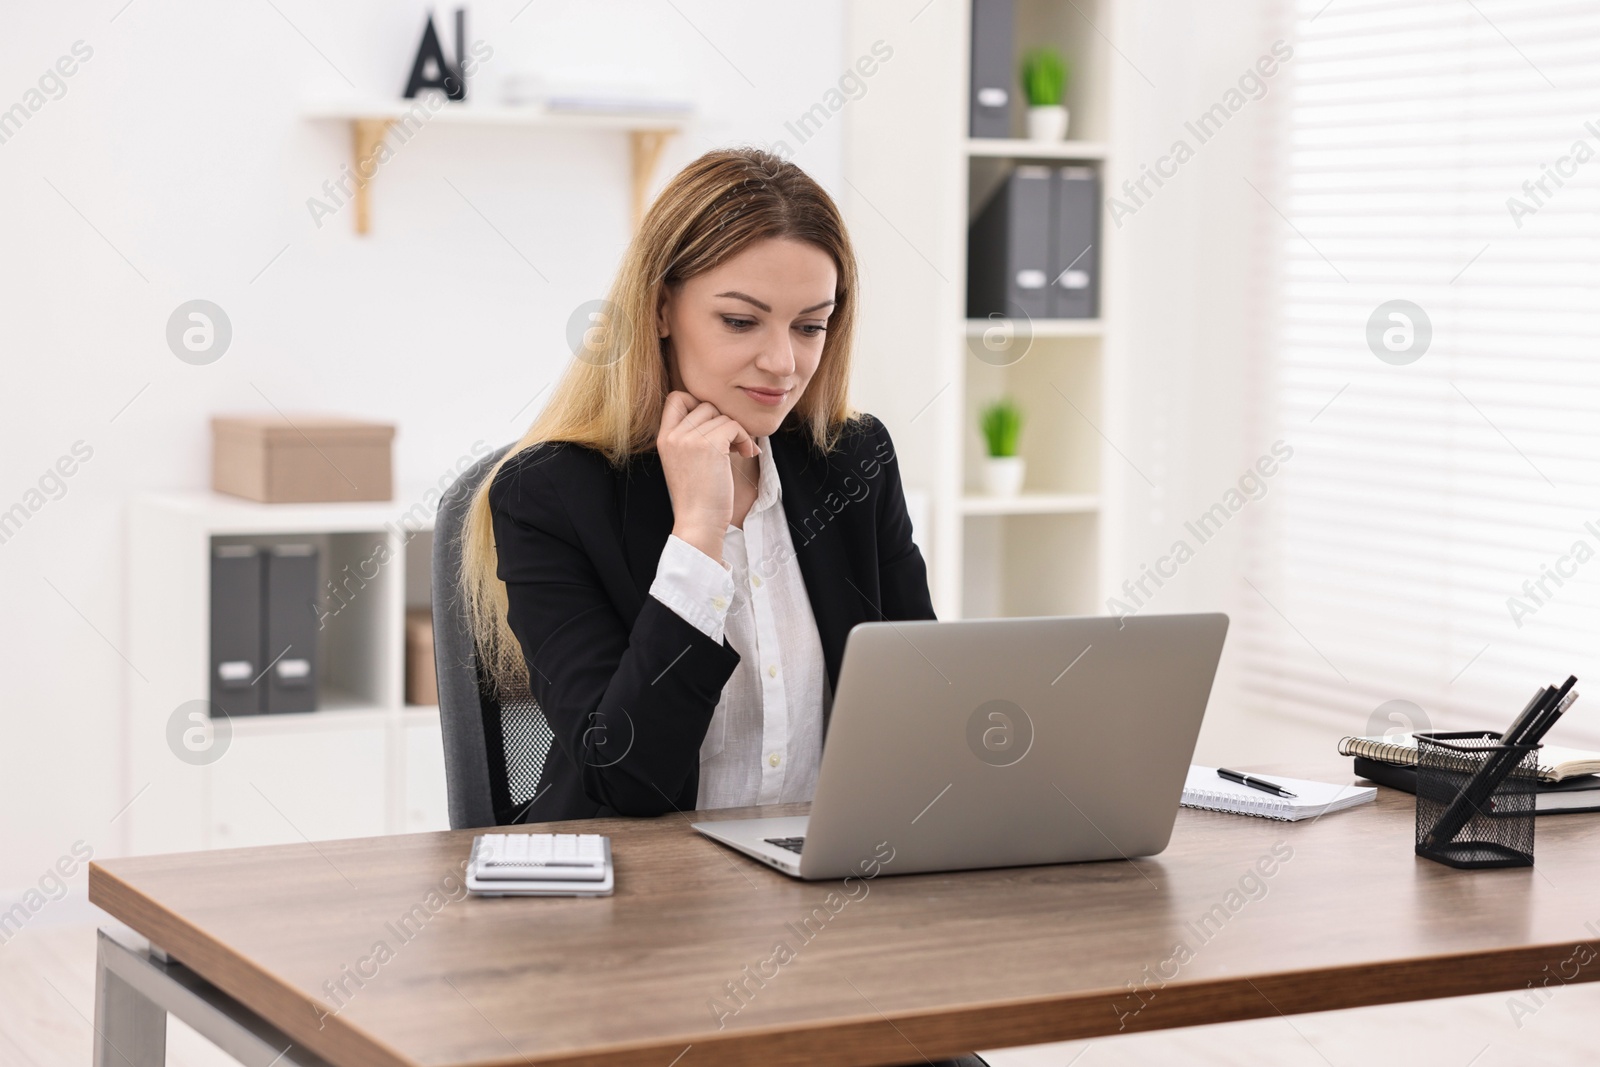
top-left (1181, 766), bottom-right (1376, 822)
top-left (1338, 732), bottom-right (1600, 783)
top-left (1352, 756), bottom-right (1600, 814)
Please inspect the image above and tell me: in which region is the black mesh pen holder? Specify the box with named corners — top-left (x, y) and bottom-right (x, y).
top-left (1414, 731), bottom-right (1539, 869)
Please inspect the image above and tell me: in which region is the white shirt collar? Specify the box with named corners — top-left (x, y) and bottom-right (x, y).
top-left (751, 435), bottom-right (781, 515)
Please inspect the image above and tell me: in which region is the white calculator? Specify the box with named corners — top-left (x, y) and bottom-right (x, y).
top-left (466, 833), bottom-right (614, 897)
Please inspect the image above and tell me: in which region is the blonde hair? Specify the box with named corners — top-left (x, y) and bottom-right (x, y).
top-left (462, 146), bottom-right (863, 694)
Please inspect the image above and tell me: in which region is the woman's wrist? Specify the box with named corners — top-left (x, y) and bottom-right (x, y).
top-left (672, 523), bottom-right (726, 564)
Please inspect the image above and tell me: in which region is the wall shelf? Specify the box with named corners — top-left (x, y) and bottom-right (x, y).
top-left (302, 99), bottom-right (692, 235)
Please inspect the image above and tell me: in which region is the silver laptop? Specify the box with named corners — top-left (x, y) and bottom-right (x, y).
top-left (692, 612), bottom-right (1228, 880)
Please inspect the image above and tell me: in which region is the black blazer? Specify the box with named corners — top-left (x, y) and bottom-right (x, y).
top-left (488, 412), bottom-right (936, 822)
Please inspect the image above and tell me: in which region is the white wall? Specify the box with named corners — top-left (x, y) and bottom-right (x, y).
top-left (1103, 0), bottom-right (1327, 765)
top-left (0, 0), bottom-right (848, 897)
top-left (0, 0), bottom-right (1328, 914)
top-left (840, 1), bottom-right (966, 503)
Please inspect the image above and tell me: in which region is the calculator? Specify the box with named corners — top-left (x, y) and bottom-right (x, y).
top-left (465, 833), bottom-right (614, 897)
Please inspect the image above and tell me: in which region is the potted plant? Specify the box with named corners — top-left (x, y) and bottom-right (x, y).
top-left (1020, 47), bottom-right (1069, 141)
top-left (979, 396), bottom-right (1026, 496)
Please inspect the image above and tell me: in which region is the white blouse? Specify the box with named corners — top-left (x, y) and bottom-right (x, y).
top-left (646, 435), bottom-right (827, 809)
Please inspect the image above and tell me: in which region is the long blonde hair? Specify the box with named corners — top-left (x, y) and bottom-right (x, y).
top-left (462, 146), bottom-right (862, 694)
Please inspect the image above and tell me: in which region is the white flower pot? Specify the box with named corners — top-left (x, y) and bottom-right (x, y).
top-left (1026, 105), bottom-right (1069, 142)
top-left (982, 456), bottom-right (1026, 496)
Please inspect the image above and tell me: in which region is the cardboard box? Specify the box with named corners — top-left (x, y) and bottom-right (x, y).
top-left (212, 415), bottom-right (394, 503)
top-left (406, 609), bottom-right (439, 707)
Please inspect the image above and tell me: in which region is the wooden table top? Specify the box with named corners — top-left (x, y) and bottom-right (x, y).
top-left (90, 761), bottom-right (1600, 1067)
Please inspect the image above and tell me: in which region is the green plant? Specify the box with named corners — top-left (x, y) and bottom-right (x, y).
top-left (1019, 47), bottom-right (1068, 107)
top-left (980, 396), bottom-right (1025, 457)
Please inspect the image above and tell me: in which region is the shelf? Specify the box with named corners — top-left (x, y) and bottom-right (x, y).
top-left (965, 138), bottom-right (1109, 160)
top-left (140, 489), bottom-right (437, 535)
top-left (222, 701), bottom-right (438, 737)
top-left (965, 318), bottom-right (1104, 339)
top-left (961, 496), bottom-right (1101, 619)
top-left (301, 101), bottom-right (691, 129)
top-left (960, 492), bottom-right (1100, 516)
top-left (303, 99), bottom-right (692, 235)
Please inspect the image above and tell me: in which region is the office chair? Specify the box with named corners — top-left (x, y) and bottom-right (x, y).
top-left (432, 443), bottom-right (556, 829)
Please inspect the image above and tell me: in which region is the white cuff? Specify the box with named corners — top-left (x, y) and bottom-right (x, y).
top-left (649, 534), bottom-right (736, 643)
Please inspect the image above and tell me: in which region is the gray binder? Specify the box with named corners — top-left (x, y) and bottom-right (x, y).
top-left (967, 164), bottom-right (1053, 321)
top-left (209, 544), bottom-right (263, 716)
top-left (264, 544), bottom-right (319, 714)
top-left (969, 0), bottom-right (1014, 138)
top-left (1051, 165), bottom-right (1101, 319)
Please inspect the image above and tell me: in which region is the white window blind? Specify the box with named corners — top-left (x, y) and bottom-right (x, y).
top-left (1239, 0), bottom-right (1600, 747)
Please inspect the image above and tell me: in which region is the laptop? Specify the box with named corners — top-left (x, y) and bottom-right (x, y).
top-left (692, 612), bottom-right (1228, 880)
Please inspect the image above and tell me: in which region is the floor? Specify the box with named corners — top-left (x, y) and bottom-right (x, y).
top-left (4, 922), bottom-right (1598, 1067)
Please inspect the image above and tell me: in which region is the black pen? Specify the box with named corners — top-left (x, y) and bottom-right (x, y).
top-left (1217, 768), bottom-right (1298, 798)
top-left (1423, 675), bottom-right (1578, 851)
top-left (1524, 689), bottom-right (1579, 748)
top-left (1501, 685), bottom-right (1555, 745)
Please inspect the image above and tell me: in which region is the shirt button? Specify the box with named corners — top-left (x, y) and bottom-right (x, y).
top-left (712, 595), bottom-right (727, 610)
top-left (768, 752), bottom-right (781, 768)
top-left (751, 575), bottom-right (762, 588)
top-left (767, 664), bottom-right (778, 678)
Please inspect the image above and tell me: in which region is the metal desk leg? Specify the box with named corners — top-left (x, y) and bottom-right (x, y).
top-left (92, 926), bottom-right (335, 1067)
top-left (94, 930), bottom-right (165, 1066)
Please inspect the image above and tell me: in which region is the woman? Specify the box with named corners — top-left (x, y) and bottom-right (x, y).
top-left (460, 146), bottom-right (935, 823)
top-left (462, 147), bottom-right (989, 1067)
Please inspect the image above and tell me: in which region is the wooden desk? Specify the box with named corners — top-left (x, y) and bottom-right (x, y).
top-left (90, 763), bottom-right (1600, 1067)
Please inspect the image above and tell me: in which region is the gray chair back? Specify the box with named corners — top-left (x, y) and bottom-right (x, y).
top-left (432, 444), bottom-right (556, 829)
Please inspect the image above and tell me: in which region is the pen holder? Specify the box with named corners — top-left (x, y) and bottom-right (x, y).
top-left (1414, 731), bottom-right (1539, 869)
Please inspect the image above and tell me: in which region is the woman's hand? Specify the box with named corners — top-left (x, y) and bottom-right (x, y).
top-left (657, 390), bottom-right (759, 562)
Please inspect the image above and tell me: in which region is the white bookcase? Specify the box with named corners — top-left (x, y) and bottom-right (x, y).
top-left (955, 0), bottom-right (1116, 621)
top-left (847, 0), bottom-right (1119, 620)
top-left (126, 491), bottom-right (449, 857)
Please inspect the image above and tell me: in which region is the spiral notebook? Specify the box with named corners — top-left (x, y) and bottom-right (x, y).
top-left (1338, 732), bottom-right (1600, 783)
top-left (1181, 766), bottom-right (1376, 822)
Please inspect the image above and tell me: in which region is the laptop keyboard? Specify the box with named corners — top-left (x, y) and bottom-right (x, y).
top-left (764, 836), bottom-right (806, 854)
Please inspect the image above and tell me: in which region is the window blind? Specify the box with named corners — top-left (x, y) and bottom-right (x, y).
top-left (1239, 0), bottom-right (1600, 747)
